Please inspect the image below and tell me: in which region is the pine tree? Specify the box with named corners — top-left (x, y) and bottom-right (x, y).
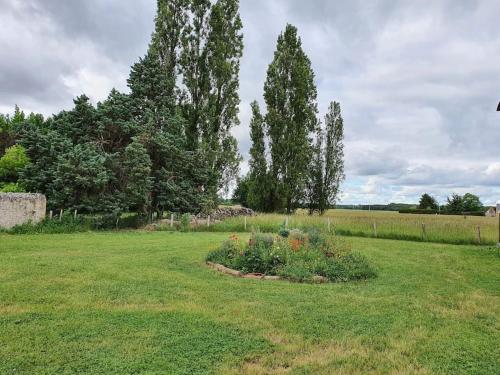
top-left (51, 144), bottom-right (114, 213)
top-left (20, 121), bottom-right (72, 209)
top-left (122, 141), bottom-right (153, 215)
top-left (418, 193), bottom-right (438, 210)
top-left (128, 12), bottom-right (211, 215)
top-left (54, 95), bottom-right (98, 144)
top-left (96, 89), bottom-right (138, 153)
top-left (128, 50), bottom-right (177, 131)
top-left (247, 101), bottom-right (270, 211)
top-left (445, 194), bottom-right (464, 213)
top-left (0, 106), bottom-right (23, 155)
top-left (264, 24), bottom-right (318, 213)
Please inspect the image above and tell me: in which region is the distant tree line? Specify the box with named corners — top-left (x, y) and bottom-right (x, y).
top-left (410, 192), bottom-right (485, 214)
top-left (0, 0), bottom-right (244, 218)
top-left (336, 203), bottom-right (417, 212)
top-left (234, 25), bottom-right (345, 215)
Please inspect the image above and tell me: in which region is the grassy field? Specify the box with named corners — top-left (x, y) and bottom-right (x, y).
top-left (1, 232), bottom-right (499, 374)
top-left (195, 210), bottom-right (499, 246)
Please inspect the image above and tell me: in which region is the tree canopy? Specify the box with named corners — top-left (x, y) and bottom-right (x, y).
top-left (418, 193), bottom-right (438, 210)
top-left (245, 25), bottom-right (345, 214)
top-left (0, 0), bottom-right (245, 218)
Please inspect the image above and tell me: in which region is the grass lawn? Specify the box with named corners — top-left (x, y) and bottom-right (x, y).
top-left (0, 232), bottom-right (499, 374)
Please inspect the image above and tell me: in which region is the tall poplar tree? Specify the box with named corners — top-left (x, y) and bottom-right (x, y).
top-left (180, 0), bottom-right (243, 195)
top-left (247, 101), bottom-right (269, 211)
top-left (321, 101), bottom-right (345, 212)
top-left (264, 24), bottom-right (318, 213)
top-left (307, 127), bottom-right (324, 214)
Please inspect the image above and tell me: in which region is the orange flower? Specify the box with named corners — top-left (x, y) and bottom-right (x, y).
top-left (290, 238), bottom-right (302, 252)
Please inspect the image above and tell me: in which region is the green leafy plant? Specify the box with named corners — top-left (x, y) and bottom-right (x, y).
top-left (0, 182), bottom-right (25, 193)
top-left (180, 213), bottom-right (191, 231)
top-left (207, 229), bottom-right (376, 283)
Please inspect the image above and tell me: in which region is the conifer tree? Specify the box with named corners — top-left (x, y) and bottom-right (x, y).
top-left (418, 193), bottom-right (438, 210)
top-left (122, 141), bottom-right (153, 215)
top-left (264, 24), bottom-right (318, 213)
top-left (128, 47), bottom-right (211, 215)
top-left (96, 89), bottom-right (138, 153)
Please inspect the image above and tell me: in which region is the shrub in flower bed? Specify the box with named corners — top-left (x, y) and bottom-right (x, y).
top-left (206, 229), bottom-right (377, 283)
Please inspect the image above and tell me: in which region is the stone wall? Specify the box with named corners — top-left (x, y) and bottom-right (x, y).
top-left (0, 193), bottom-right (46, 229)
top-left (195, 206), bottom-right (255, 221)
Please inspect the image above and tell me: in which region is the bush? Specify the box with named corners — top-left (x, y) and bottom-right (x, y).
top-left (7, 215), bottom-right (93, 235)
top-left (206, 229), bottom-right (376, 283)
top-left (5, 213), bottom-right (146, 235)
top-left (0, 145), bottom-right (29, 181)
top-left (180, 213), bottom-right (191, 231)
top-left (399, 209), bottom-right (485, 216)
top-left (0, 182), bottom-right (25, 193)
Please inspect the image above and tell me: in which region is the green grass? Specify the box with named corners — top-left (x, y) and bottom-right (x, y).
top-left (0, 232), bottom-right (499, 374)
top-left (195, 210), bottom-right (499, 246)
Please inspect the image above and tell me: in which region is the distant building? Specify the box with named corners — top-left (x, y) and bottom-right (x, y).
top-left (485, 207), bottom-right (496, 217)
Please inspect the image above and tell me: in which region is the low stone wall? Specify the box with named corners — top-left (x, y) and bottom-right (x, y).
top-left (196, 207), bottom-right (255, 221)
top-left (0, 193), bottom-right (46, 229)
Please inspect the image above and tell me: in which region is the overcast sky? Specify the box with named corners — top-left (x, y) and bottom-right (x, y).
top-left (1, 0), bottom-right (499, 205)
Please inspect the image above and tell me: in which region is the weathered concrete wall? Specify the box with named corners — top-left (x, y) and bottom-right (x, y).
top-left (0, 193), bottom-right (46, 229)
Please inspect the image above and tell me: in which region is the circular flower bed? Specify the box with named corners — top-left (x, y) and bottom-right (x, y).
top-left (206, 229), bottom-right (377, 283)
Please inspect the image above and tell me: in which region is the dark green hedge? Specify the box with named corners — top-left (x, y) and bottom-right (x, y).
top-left (399, 209), bottom-right (485, 216)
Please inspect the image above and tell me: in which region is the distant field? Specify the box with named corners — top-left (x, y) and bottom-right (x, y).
top-left (196, 209), bottom-right (499, 246)
top-left (0, 232), bottom-right (498, 374)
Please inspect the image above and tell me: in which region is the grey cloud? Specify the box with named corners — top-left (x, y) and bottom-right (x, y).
top-left (0, 0), bottom-right (499, 203)
top-left (27, 0), bottom-right (155, 62)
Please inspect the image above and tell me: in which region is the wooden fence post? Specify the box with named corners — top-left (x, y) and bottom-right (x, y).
top-left (373, 222), bottom-right (377, 238)
top-left (74, 209), bottom-right (78, 219)
top-left (49, 210), bottom-right (53, 220)
top-left (59, 209), bottom-right (63, 221)
top-left (244, 216), bottom-right (247, 231)
top-left (207, 215), bottom-right (211, 228)
top-left (285, 216), bottom-right (289, 229)
top-left (421, 223), bottom-right (427, 241)
top-left (170, 213), bottom-right (174, 228)
top-left (476, 225), bottom-right (481, 244)
top-left (327, 218), bottom-right (331, 233)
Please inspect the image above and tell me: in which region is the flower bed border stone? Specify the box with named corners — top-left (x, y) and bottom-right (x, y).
top-left (206, 261), bottom-right (328, 283)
